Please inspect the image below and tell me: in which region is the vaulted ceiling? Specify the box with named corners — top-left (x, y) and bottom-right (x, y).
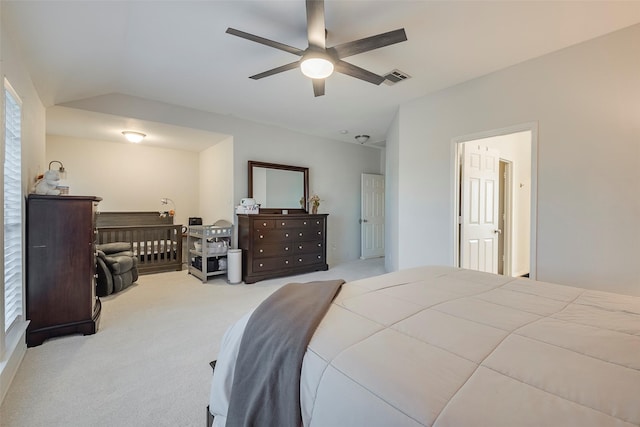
top-left (4, 1), bottom-right (640, 147)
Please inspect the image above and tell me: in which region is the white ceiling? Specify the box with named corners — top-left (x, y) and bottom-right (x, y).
top-left (4, 0), bottom-right (640, 148)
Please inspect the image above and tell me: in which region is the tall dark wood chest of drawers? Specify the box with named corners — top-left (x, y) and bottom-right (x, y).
top-left (237, 213), bottom-right (329, 284)
top-left (26, 195), bottom-right (102, 346)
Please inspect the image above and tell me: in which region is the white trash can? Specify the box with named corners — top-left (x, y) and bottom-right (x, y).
top-left (227, 249), bottom-right (242, 284)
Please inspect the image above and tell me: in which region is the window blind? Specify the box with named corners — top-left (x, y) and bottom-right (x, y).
top-left (4, 80), bottom-right (23, 333)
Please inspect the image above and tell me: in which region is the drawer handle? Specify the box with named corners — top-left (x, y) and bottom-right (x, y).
top-left (298, 258), bottom-right (303, 262)
top-left (285, 260), bottom-right (289, 264)
top-left (285, 247), bottom-right (289, 251)
top-left (285, 233), bottom-right (289, 238)
top-left (317, 255), bottom-right (321, 259)
top-left (259, 249), bottom-right (263, 253)
top-left (263, 222), bottom-right (267, 226)
top-left (259, 235), bottom-right (264, 239)
top-left (259, 263), bottom-right (264, 267)
top-left (316, 221), bottom-right (320, 224)
top-left (299, 245), bottom-right (303, 249)
top-left (299, 232), bottom-right (303, 237)
top-left (303, 221), bottom-right (307, 225)
top-left (317, 243), bottom-right (321, 247)
top-left (281, 222), bottom-right (286, 226)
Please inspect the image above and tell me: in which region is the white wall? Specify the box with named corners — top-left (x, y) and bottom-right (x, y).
top-left (0, 13), bottom-right (47, 403)
top-left (389, 24), bottom-right (640, 295)
top-left (199, 136), bottom-right (234, 224)
top-left (384, 113), bottom-right (400, 272)
top-left (63, 94), bottom-right (383, 266)
top-left (46, 135), bottom-right (200, 227)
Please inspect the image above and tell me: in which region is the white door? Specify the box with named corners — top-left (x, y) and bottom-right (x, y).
top-left (361, 173), bottom-right (385, 259)
top-left (460, 144), bottom-right (500, 273)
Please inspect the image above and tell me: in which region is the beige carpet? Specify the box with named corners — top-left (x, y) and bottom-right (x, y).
top-left (0, 258), bottom-right (385, 427)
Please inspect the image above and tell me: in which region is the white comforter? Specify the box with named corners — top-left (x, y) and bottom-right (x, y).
top-left (210, 266), bottom-right (640, 426)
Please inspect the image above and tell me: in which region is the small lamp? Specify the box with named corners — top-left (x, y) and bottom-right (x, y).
top-left (122, 131), bottom-right (146, 143)
top-left (48, 160), bottom-right (67, 179)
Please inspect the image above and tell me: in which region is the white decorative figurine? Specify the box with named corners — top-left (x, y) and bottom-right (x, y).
top-left (34, 169), bottom-right (61, 195)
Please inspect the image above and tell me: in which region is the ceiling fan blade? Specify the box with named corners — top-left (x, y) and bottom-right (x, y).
top-left (334, 60), bottom-right (385, 85)
top-left (249, 61), bottom-right (300, 80)
top-left (330, 28), bottom-right (407, 59)
top-left (312, 78), bottom-right (325, 97)
top-left (226, 28), bottom-right (304, 56)
top-left (306, 0), bottom-right (326, 48)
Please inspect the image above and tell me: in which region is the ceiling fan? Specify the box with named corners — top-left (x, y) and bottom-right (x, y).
top-left (226, 0), bottom-right (407, 97)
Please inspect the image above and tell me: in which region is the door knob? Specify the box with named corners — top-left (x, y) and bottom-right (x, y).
top-left (359, 219), bottom-right (368, 224)
top-left (494, 229), bottom-right (502, 234)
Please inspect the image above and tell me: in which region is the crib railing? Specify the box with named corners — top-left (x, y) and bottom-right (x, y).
top-left (97, 225), bottom-right (183, 275)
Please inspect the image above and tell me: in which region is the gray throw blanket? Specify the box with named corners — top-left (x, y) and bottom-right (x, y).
top-left (226, 279), bottom-right (345, 427)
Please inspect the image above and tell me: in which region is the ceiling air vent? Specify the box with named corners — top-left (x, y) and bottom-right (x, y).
top-left (383, 69), bottom-right (411, 86)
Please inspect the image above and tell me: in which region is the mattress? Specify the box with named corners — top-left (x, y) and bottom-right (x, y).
top-left (209, 266), bottom-right (640, 426)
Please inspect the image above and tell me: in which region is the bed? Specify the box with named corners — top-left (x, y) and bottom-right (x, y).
top-left (208, 265), bottom-right (640, 427)
top-left (96, 211), bottom-right (183, 275)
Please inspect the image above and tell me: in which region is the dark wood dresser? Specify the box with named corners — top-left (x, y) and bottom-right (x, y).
top-left (237, 213), bottom-right (329, 284)
top-left (26, 195), bottom-right (102, 347)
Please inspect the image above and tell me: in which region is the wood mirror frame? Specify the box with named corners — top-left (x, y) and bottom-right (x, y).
top-left (248, 161), bottom-right (309, 214)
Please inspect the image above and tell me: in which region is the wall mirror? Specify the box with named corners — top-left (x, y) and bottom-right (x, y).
top-left (248, 161), bottom-right (309, 213)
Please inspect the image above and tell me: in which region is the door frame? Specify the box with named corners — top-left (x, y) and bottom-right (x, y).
top-left (499, 159), bottom-right (513, 276)
top-left (451, 122), bottom-right (538, 279)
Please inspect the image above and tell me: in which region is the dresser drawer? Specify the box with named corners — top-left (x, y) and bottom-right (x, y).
top-left (254, 242), bottom-right (293, 258)
top-left (251, 253), bottom-right (324, 272)
top-left (253, 229), bottom-right (294, 242)
top-left (292, 253), bottom-right (325, 266)
top-left (291, 228), bottom-right (316, 241)
top-left (253, 256), bottom-right (293, 272)
top-left (298, 227), bottom-right (324, 241)
top-left (252, 219), bottom-right (275, 230)
top-left (293, 240), bottom-right (324, 254)
top-left (275, 218), bottom-right (318, 229)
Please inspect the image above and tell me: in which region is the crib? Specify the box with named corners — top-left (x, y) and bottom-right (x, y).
top-left (96, 211), bottom-right (183, 275)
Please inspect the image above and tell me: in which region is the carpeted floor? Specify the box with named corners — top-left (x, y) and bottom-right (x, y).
top-left (0, 258), bottom-right (385, 427)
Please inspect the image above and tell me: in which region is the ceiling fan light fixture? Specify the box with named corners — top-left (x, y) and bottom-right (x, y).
top-left (300, 55), bottom-right (334, 79)
top-left (122, 131), bottom-right (146, 143)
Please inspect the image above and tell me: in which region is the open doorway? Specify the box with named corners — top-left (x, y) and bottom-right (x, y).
top-left (452, 125), bottom-right (536, 278)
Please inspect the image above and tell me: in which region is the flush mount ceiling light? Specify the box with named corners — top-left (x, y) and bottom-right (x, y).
top-left (355, 135), bottom-right (370, 144)
top-left (300, 52), bottom-right (334, 79)
top-left (122, 131), bottom-right (146, 143)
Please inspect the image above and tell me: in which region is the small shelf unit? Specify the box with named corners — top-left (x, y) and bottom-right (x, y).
top-left (187, 224), bottom-right (232, 282)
